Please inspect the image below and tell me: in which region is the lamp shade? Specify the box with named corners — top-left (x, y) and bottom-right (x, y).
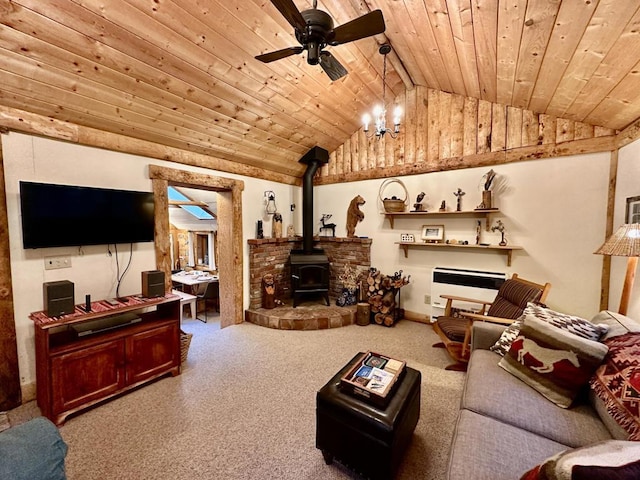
top-left (595, 224), bottom-right (640, 257)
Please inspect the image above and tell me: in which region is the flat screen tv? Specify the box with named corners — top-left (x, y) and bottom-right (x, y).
top-left (20, 181), bottom-right (155, 249)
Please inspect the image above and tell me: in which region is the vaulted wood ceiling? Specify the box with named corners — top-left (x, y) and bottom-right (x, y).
top-left (1, 0), bottom-right (639, 182)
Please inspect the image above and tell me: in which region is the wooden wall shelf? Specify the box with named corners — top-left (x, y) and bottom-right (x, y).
top-left (383, 209), bottom-right (500, 229)
top-left (395, 242), bottom-right (523, 266)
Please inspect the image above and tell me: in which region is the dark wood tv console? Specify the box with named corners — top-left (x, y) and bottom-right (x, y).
top-left (30, 294), bottom-right (181, 425)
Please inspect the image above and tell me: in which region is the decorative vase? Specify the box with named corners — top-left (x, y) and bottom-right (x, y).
top-left (482, 190), bottom-right (492, 209)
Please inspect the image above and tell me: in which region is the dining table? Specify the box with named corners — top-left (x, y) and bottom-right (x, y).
top-left (171, 271), bottom-right (219, 295)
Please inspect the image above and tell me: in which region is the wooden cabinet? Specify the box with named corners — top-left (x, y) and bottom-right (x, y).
top-left (31, 295), bottom-right (181, 425)
top-left (383, 209), bottom-right (523, 266)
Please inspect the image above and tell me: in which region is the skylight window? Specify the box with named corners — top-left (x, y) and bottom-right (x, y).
top-left (168, 187), bottom-right (214, 220)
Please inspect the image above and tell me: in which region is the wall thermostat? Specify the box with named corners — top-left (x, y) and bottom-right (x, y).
top-left (400, 233), bottom-right (415, 243)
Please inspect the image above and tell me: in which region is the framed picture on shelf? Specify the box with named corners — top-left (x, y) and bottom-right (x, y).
top-left (421, 225), bottom-right (444, 243)
top-left (626, 196), bottom-right (640, 224)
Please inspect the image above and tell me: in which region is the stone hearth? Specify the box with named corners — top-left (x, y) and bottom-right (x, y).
top-left (245, 301), bottom-right (357, 330)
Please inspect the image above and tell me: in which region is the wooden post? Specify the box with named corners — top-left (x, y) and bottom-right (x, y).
top-left (619, 257), bottom-right (638, 315)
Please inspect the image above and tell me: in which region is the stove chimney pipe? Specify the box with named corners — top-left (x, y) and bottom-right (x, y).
top-left (299, 146), bottom-right (329, 254)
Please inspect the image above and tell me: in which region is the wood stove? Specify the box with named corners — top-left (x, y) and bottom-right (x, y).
top-left (290, 250), bottom-right (330, 307)
top-left (289, 146), bottom-right (330, 307)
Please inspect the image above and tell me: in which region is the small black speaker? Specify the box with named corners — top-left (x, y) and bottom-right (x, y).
top-left (43, 280), bottom-right (75, 317)
top-left (142, 270), bottom-right (165, 298)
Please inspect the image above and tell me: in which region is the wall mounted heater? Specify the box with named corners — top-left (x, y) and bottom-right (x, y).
top-left (430, 267), bottom-right (507, 322)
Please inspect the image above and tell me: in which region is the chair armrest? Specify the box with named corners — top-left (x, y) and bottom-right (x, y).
top-left (462, 312), bottom-right (517, 326)
top-left (439, 294), bottom-right (493, 306)
top-left (471, 322), bottom-right (506, 351)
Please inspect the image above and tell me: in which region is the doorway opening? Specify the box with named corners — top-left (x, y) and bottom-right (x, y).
top-left (149, 165), bottom-right (244, 328)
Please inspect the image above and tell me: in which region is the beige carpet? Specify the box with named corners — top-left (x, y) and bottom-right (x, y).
top-left (50, 317), bottom-right (463, 479)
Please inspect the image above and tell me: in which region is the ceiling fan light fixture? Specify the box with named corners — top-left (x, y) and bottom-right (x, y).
top-left (255, 0), bottom-right (385, 81)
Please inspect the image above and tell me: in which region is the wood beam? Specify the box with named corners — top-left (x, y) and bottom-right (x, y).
top-left (0, 133), bottom-right (21, 410)
top-left (0, 106), bottom-right (301, 185)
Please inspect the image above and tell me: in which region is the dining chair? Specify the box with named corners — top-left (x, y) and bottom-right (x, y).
top-left (195, 281), bottom-right (219, 323)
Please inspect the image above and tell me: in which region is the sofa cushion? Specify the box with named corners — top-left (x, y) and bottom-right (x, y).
top-left (499, 315), bottom-right (608, 408)
top-left (519, 440), bottom-right (640, 480)
top-left (447, 409), bottom-right (568, 480)
top-left (590, 332), bottom-right (640, 440)
top-left (0, 417), bottom-right (67, 480)
top-left (591, 310), bottom-right (640, 340)
top-left (464, 350), bottom-right (612, 448)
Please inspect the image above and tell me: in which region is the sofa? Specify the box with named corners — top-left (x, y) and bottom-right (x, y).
top-left (446, 309), bottom-right (640, 479)
top-left (0, 416), bottom-right (68, 480)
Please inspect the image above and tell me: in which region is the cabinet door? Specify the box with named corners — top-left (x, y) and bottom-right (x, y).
top-left (126, 323), bottom-right (179, 384)
top-left (51, 340), bottom-right (126, 414)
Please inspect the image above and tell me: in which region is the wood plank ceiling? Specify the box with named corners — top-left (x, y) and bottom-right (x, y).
top-left (0, 0), bottom-right (639, 182)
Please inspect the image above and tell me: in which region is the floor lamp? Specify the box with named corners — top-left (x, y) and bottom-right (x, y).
top-left (595, 224), bottom-right (640, 315)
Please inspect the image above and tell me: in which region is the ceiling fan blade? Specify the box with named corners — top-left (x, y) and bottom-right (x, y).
top-left (319, 51), bottom-right (348, 81)
top-left (328, 10), bottom-right (386, 45)
top-left (255, 46), bottom-right (304, 63)
top-left (269, 0), bottom-right (307, 31)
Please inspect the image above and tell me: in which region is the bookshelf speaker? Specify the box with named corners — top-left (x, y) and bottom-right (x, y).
top-left (142, 270), bottom-right (165, 298)
top-left (43, 280), bottom-right (75, 317)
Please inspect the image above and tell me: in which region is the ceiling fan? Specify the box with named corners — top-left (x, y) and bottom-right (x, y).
top-left (255, 0), bottom-right (386, 81)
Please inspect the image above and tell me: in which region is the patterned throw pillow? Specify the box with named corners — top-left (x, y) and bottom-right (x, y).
top-left (524, 303), bottom-right (608, 341)
top-left (520, 440), bottom-right (640, 480)
top-left (490, 318), bottom-right (523, 356)
top-left (499, 315), bottom-right (609, 408)
top-left (590, 332), bottom-right (640, 440)
top-left (490, 304), bottom-right (608, 357)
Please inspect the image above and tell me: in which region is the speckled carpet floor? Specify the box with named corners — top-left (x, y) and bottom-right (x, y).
top-left (17, 316), bottom-right (465, 479)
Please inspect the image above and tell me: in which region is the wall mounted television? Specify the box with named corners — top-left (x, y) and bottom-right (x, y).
top-left (20, 181), bottom-right (155, 249)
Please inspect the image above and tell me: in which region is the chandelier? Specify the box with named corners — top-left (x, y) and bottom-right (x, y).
top-left (362, 44), bottom-right (401, 139)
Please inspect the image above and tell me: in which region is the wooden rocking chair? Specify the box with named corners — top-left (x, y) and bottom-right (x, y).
top-left (432, 273), bottom-right (551, 371)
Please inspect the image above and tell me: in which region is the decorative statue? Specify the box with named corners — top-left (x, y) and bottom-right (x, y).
top-left (262, 273), bottom-right (276, 309)
top-left (477, 169), bottom-right (497, 210)
top-left (475, 220), bottom-right (481, 245)
top-left (286, 224), bottom-right (295, 238)
top-left (346, 195), bottom-right (366, 237)
top-left (272, 212), bottom-right (283, 238)
top-left (491, 219), bottom-right (507, 246)
top-left (412, 192), bottom-right (426, 212)
top-left (454, 188), bottom-right (465, 212)
top-left (439, 200), bottom-right (446, 212)
top-left (319, 214), bottom-right (336, 237)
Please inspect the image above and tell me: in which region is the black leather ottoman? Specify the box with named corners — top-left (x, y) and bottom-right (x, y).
top-left (316, 353), bottom-right (421, 480)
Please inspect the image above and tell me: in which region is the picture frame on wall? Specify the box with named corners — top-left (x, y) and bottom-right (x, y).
top-left (421, 225), bottom-right (445, 243)
top-left (626, 196), bottom-right (640, 224)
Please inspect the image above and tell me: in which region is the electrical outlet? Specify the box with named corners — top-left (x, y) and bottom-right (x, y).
top-left (44, 255), bottom-right (72, 270)
top-left (424, 294), bottom-right (431, 304)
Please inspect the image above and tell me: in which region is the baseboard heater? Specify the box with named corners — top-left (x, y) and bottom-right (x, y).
top-left (430, 267), bottom-right (506, 322)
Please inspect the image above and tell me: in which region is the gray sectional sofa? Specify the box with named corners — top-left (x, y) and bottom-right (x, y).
top-left (446, 310), bottom-right (640, 480)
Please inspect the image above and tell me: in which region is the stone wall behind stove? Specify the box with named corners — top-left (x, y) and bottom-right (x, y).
top-left (247, 237), bottom-right (372, 309)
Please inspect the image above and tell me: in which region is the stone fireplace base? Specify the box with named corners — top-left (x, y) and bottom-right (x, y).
top-left (247, 236), bottom-right (372, 310)
top-left (245, 300), bottom-right (357, 330)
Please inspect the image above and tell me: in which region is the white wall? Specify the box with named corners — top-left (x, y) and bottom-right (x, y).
top-left (316, 152), bottom-right (611, 319)
top-left (614, 139), bottom-right (640, 318)
top-left (2, 132), bottom-right (293, 388)
top-left (4, 130), bottom-right (631, 391)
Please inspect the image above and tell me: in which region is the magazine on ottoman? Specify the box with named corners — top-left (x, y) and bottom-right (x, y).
top-left (339, 351), bottom-right (406, 408)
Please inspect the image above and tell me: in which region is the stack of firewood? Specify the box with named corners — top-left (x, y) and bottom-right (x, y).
top-left (362, 268), bottom-right (410, 327)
